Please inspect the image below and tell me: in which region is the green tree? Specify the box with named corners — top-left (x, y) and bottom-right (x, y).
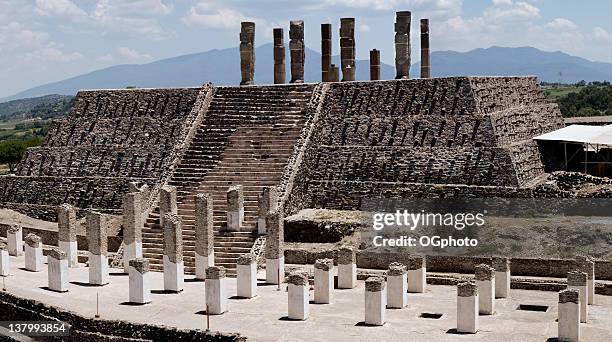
top-left (0, 140), bottom-right (26, 172)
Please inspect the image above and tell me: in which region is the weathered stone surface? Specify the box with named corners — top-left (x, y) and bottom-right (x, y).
top-left (0, 242), bottom-right (6, 250)
top-left (48, 248), bottom-right (67, 260)
top-left (559, 288), bottom-right (579, 304)
top-left (258, 187), bottom-right (278, 217)
top-left (339, 18), bottom-right (355, 82)
top-left (195, 193), bottom-right (214, 256)
top-left (457, 281), bottom-right (477, 297)
top-left (567, 271), bottom-right (587, 286)
top-left (87, 211), bottom-right (109, 255)
top-left (122, 192), bottom-right (143, 245)
top-left (337, 247), bottom-right (355, 265)
top-left (265, 209), bottom-right (284, 259)
top-left (8, 224), bottom-right (21, 234)
top-left (420, 19), bottom-right (430, 79)
top-left (287, 271), bottom-right (309, 286)
top-left (57, 203), bottom-right (77, 242)
top-left (129, 258), bottom-right (149, 274)
top-left (240, 22), bottom-right (256, 85)
top-left (160, 185), bottom-right (177, 218)
top-left (314, 258), bottom-right (334, 271)
top-left (328, 64), bottom-right (339, 82)
top-left (273, 28), bottom-right (285, 84)
top-left (370, 49), bottom-right (380, 81)
top-left (387, 262), bottom-right (407, 276)
top-left (492, 257), bottom-right (510, 272)
top-left (24, 233), bottom-right (41, 248)
top-left (206, 266), bottom-right (226, 279)
top-left (290, 20), bottom-right (305, 84)
top-left (475, 264), bottom-right (495, 280)
top-left (227, 185), bottom-right (244, 211)
top-left (237, 254), bottom-right (255, 265)
top-left (321, 23), bottom-right (332, 82)
top-left (408, 255), bottom-right (425, 270)
top-left (395, 11), bottom-right (411, 79)
top-left (163, 213), bottom-right (183, 264)
top-left (365, 276), bottom-right (385, 292)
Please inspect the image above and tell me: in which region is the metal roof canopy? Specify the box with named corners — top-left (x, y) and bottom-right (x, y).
top-left (533, 124), bottom-right (612, 146)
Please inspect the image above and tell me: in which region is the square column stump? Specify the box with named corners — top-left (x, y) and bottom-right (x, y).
top-left (567, 271), bottom-right (588, 323)
top-left (237, 254), bottom-right (257, 298)
top-left (387, 262), bottom-right (407, 309)
top-left (287, 272), bottom-right (309, 320)
top-left (24, 233), bottom-right (43, 272)
top-left (226, 185), bottom-right (244, 232)
top-left (493, 257), bottom-right (511, 298)
top-left (475, 264), bottom-right (495, 315)
top-left (576, 256), bottom-right (595, 305)
top-left (0, 243), bottom-right (10, 276)
top-left (337, 247), bottom-right (356, 289)
top-left (407, 255), bottom-right (426, 293)
top-left (266, 209), bottom-right (284, 285)
top-left (364, 277), bottom-right (386, 326)
top-left (122, 193), bottom-right (144, 273)
top-left (314, 258), bottom-right (334, 304)
top-left (7, 225), bottom-right (23, 256)
top-left (206, 266), bottom-right (227, 315)
top-left (163, 213), bottom-right (184, 292)
top-left (558, 289), bottom-right (580, 342)
top-left (58, 204), bottom-right (78, 267)
top-left (87, 212), bottom-right (110, 285)
top-left (257, 187), bottom-right (278, 235)
top-left (47, 248), bottom-right (69, 292)
top-left (195, 193), bottom-right (215, 279)
top-left (129, 258), bottom-right (151, 304)
top-left (457, 281), bottom-right (479, 334)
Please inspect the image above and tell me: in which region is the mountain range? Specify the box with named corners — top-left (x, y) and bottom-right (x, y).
top-left (3, 45), bottom-right (612, 102)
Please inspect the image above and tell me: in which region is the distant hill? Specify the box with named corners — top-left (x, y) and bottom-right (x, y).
top-left (0, 95), bottom-right (74, 120)
top-left (3, 45), bottom-right (612, 102)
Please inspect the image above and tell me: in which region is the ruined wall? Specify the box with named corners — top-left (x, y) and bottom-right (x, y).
top-left (286, 77), bottom-right (562, 212)
top-left (1, 87), bottom-right (207, 219)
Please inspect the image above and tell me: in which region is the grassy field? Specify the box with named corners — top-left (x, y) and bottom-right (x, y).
top-left (543, 85), bottom-right (584, 99)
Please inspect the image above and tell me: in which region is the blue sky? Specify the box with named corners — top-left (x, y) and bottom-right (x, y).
top-left (1, 0), bottom-right (611, 98)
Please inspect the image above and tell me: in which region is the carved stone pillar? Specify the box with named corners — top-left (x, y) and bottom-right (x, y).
top-left (370, 49), bottom-right (380, 81)
top-left (420, 19), bottom-right (430, 79)
top-left (240, 22), bottom-right (255, 85)
top-left (340, 18), bottom-right (355, 82)
top-left (321, 23), bottom-right (332, 82)
top-left (289, 20), bottom-right (305, 83)
top-left (395, 11), bottom-right (411, 79)
top-left (273, 28), bottom-right (285, 84)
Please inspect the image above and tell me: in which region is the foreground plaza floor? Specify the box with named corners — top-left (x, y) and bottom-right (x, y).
top-left (2, 254), bottom-right (611, 341)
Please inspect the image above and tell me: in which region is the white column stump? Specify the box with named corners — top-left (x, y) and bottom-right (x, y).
top-left (129, 258), bottom-right (151, 304)
top-left (257, 187), bottom-right (278, 235)
top-left (337, 247), bottom-right (357, 289)
top-left (265, 209), bottom-right (284, 285)
top-left (7, 225), bottom-right (23, 256)
top-left (47, 248), bottom-right (69, 292)
top-left (457, 281), bottom-right (479, 334)
top-left (206, 266), bottom-right (227, 315)
top-left (122, 193), bottom-right (144, 273)
top-left (87, 212), bottom-right (110, 285)
top-left (576, 256), bottom-right (595, 305)
top-left (558, 289), bottom-right (580, 342)
top-left (24, 233), bottom-right (43, 272)
top-left (475, 264), bottom-right (495, 315)
top-left (314, 258), bottom-right (334, 304)
top-left (0, 243), bottom-right (10, 276)
top-left (163, 213), bottom-right (184, 292)
top-left (195, 193), bottom-right (215, 280)
top-left (387, 262), bottom-right (407, 309)
top-left (287, 272), bottom-right (310, 320)
top-left (567, 271), bottom-right (588, 323)
top-left (407, 255), bottom-right (426, 293)
top-left (237, 254), bottom-right (257, 298)
top-left (492, 257), bottom-right (511, 299)
top-left (365, 277), bottom-right (386, 326)
top-left (226, 185), bottom-right (244, 232)
top-left (57, 204), bottom-right (79, 267)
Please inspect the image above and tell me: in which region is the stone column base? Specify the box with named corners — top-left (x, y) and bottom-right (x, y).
top-left (88, 253), bottom-right (109, 285)
top-left (387, 273), bottom-right (407, 309)
top-left (195, 251), bottom-right (214, 280)
top-left (8, 231), bottom-right (23, 256)
top-left (314, 267), bottom-right (333, 304)
top-left (365, 288), bottom-right (386, 326)
top-left (48, 257), bottom-right (69, 292)
top-left (129, 266), bottom-right (151, 304)
top-left (266, 257), bottom-right (284, 285)
top-left (407, 268), bottom-right (426, 293)
top-left (237, 263), bottom-right (257, 298)
top-left (495, 270), bottom-right (510, 298)
top-left (568, 285), bottom-right (588, 323)
top-left (163, 255), bottom-right (184, 292)
top-left (206, 278), bottom-right (227, 314)
top-left (288, 283), bottom-right (309, 320)
top-left (457, 295), bottom-right (479, 333)
top-left (558, 302), bottom-right (580, 342)
top-left (25, 245), bottom-right (43, 272)
top-left (123, 241), bottom-right (143, 273)
top-left (0, 250), bottom-right (9, 276)
top-left (338, 263), bottom-right (356, 289)
top-left (477, 279), bottom-right (495, 315)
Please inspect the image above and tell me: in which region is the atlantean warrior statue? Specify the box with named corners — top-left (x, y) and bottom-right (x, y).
top-left (240, 22), bottom-right (255, 85)
top-left (340, 18), bottom-right (356, 82)
top-left (290, 20), bottom-right (305, 83)
top-left (395, 11), bottom-right (411, 79)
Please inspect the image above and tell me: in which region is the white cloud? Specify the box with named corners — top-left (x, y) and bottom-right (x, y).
top-left (117, 47), bottom-right (152, 62)
top-left (41, 45), bottom-right (83, 62)
top-left (593, 27), bottom-right (612, 43)
top-left (359, 23), bottom-right (371, 32)
top-left (94, 0), bottom-right (173, 18)
top-left (483, 0), bottom-right (540, 22)
top-left (183, 2), bottom-right (265, 30)
top-left (35, 0), bottom-right (87, 20)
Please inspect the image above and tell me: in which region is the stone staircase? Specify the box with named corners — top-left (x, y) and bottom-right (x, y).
top-left (141, 84), bottom-right (316, 275)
